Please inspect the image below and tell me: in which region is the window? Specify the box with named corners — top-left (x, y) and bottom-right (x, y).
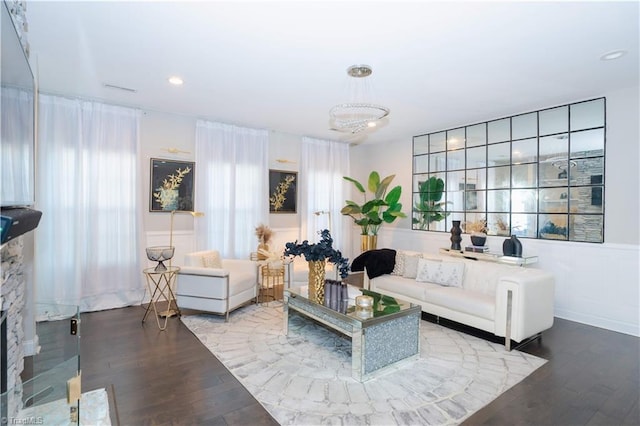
top-left (412, 98), bottom-right (605, 243)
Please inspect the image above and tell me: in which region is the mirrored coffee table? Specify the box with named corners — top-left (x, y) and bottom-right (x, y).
top-left (284, 286), bottom-right (420, 382)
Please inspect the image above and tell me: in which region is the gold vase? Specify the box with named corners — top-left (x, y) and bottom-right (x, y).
top-left (307, 260), bottom-right (326, 303)
top-left (257, 243), bottom-right (269, 260)
top-left (360, 235), bottom-right (378, 252)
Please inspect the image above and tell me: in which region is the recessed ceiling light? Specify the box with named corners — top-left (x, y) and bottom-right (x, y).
top-left (600, 50), bottom-right (627, 61)
top-left (168, 76), bottom-right (184, 85)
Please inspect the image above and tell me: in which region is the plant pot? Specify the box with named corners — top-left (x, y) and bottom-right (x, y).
top-left (360, 235), bottom-right (377, 252)
top-left (470, 235), bottom-right (487, 247)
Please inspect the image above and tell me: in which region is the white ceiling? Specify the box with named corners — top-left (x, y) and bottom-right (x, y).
top-left (26, 1), bottom-right (639, 145)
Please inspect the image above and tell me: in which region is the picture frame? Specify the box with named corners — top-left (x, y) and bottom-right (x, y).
top-left (269, 170), bottom-right (297, 213)
top-left (150, 158), bottom-right (195, 212)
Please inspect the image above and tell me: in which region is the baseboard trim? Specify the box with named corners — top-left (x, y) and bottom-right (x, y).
top-left (555, 310), bottom-right (639, 337)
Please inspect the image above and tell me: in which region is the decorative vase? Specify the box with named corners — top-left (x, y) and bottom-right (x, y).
top-left (502, 237), bottom-right (514, 256)
top-left (360, 235), bottom-right (378, 252)
top-left (257, 242), bottom-right (269, 260)
top-left (308, 260), bottom-right (326, 303)
top-left (511, 235), bottom-right (523, 257)
top-left (450, 220), bottom-right (462, 250)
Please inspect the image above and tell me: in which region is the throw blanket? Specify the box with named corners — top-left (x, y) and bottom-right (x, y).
top-left (350, 248), bottom-right (396, 279)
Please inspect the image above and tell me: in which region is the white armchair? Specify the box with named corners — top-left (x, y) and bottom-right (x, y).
top-left (176, 250), bottom-right (257, 321)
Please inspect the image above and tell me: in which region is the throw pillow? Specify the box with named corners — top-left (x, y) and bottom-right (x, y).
top-left (417, 259), bottom-right (465, 287)
top-left (202, 251), bottom-right (222, 269)
top-left (415, 257), bottom-right (438, 282)
top-left (391, 251), bottom-right (406, 276)
top-left (402, 254), bottom-right (422, 279)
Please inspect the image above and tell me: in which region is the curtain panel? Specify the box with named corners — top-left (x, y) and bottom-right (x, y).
top-left (195, 120), bottom-right (269, 258)
top-left (300, 136), bottom-right (351, 257)
top-left (36, 94), bottom-right (142, 312)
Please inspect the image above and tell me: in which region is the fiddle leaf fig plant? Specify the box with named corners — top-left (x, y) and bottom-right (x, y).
top-left (341, 171), bottom-right (407, 236)
top-left (412, 176), bottom-right (450, 230)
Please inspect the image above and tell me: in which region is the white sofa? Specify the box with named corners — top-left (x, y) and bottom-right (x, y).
top-left (176, 250), bottom-right (257, 321)
top-left (363, 251), bottom-right (555, 349)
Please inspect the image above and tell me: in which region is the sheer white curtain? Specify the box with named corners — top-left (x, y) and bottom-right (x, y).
top-left (300, 137), bottom-right (351, 256)
top-left (36, 94), bottom-right (142, 311)
top-left (194, 120), bottom-right (269, 258)
top-left (1, 87), bottom-right (34, 205)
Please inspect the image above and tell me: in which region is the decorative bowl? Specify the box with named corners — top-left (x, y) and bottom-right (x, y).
top-left (146, 246), bottom-right (175, 271)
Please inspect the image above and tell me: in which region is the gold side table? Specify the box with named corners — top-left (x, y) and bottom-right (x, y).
top-left (142, 266), bottom-right (181, 330)
top-left (258, 263), bottom-right (285, 305)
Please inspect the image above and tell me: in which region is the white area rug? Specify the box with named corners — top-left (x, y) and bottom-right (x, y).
top-left (17, 388), bottom-right (111, 426)
top-left (182, 303), bottom-right (545, 425)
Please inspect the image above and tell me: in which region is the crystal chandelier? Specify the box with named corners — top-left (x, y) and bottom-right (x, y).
top-left (329, 65), bottom-right (390, 134)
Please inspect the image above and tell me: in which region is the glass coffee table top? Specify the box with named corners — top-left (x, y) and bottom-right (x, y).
top-left (286, 285), bottom-right (418, 323)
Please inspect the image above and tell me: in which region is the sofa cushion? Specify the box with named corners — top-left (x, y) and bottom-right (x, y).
top-left (202, 251), bottom-right (222, 269)
top-left (424, 287), bottom-right (495, 320)
top-left (416, 259), bottom-right (465, 288)
top-left (402, 253), bottom-right (422, 279)
top-left (372, 275), bottom-right (439, 301)
top-left (392, 250), bottom-right (421, 276)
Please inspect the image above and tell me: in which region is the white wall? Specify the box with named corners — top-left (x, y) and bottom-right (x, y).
top-left (349, 87), bottom-right (640, 337)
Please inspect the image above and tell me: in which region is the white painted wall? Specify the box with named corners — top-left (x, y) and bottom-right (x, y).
top-left (349, 87), bottom-right (640, 336)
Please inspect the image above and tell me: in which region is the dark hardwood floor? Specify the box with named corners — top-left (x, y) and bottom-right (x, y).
top-left (24, 304), bottom-right (639, 425)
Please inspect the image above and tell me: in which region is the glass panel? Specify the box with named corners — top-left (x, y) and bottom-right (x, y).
top-left (429, 218), bottom-right (448, 232)
top-left (447, 128), bottom-right (465, 151)
top-left (571, 129), bottom-right (605, 158)
top-left (414, 135), bottom-right (429, 155)
top-left (466, 169), bottom-right (486, 190)
top-left (467, 146), bottom-right (486, 168)
top-left (511, 189), bottom-right (537, 212)
top-left (487, 213), bottom-right (511, 236)
top-left (539, 214), bottom-right (569, 240)
top-left (430, 132), bottom-right (446, 152)
top-left (539, 188), bottom-right (569, 213)
top-left (464, 188), bottom-right (485, 211)
top-left (447, 190), bottom-right (465, 211)
top-left (570, 187), bottom-right (604, 214)
top-left (488, 142), bottom-right (510, 166)
top-left (570, 157), bottom-right (604, 186)
top-left (540, 154), bottom-right (568, 187)
top-left (512, 164), bottom-right (537, 188)
top-left (570, 98), bottom-right (604, 131)
top-left (487, 189), bottom-right (510, 212)
top-left (539, 134), bottom-right (568, 162)
top-left (466, 123), bottom-right (486, 147)
top-left (539, 105), bottom-right (568, 136)
top-left (429, 152), bottom-right (447, 172)
top-left (569, 214), bottom-right (603, 242)
top-left (512, 112), bottom-right (537, 140)
top-left (487, 166), bottom-right (510, 189)
top-left (512, 138), bottom-right (537, 164)
top-left (512, 213), bottom-right (537, 238)
top-left (413, 173), bottom-right (429, 189)
top-left (447, 149), bottom-right (465, 170)
top-left (414, 154), bottom-right (428, 174)
top-left (446, 170), bottom-right (465, 191)
top-left (488, 118), bottom-right (510, 143)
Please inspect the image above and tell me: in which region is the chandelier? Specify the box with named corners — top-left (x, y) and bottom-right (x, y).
top-left (329, 65), bottom-right (390, 134)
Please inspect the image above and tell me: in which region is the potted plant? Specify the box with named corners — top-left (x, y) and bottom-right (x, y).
top-left (412, 176), bottom-right (450, 230)
top-left (283, 230), bottom-right (350, 302)
top-left (464, 218), bottom-right (488, 246)
top-left (341, 171), bottom-right (406, 251)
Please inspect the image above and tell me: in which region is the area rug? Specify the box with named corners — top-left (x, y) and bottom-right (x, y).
top-left (182, 303), bottom-right (546, 425)
top-left (17, 388), bottom-right (111, 426)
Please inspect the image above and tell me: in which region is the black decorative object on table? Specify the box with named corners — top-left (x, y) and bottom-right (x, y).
top-left (450, 220), bottom-right (462, 250)
top-left (511, 235), bottom-right (523, 257)
top-left (503, 235), bottom-right (523, 257)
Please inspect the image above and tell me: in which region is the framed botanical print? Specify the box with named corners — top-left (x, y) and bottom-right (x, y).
top-left (150, 158), bottom-right (195, 212)
top-left (269, 170), bottom-right (297, 213)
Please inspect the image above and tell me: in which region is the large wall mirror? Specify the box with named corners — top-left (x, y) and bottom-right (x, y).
top-left (412, 98), bottom-right (605, 243)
